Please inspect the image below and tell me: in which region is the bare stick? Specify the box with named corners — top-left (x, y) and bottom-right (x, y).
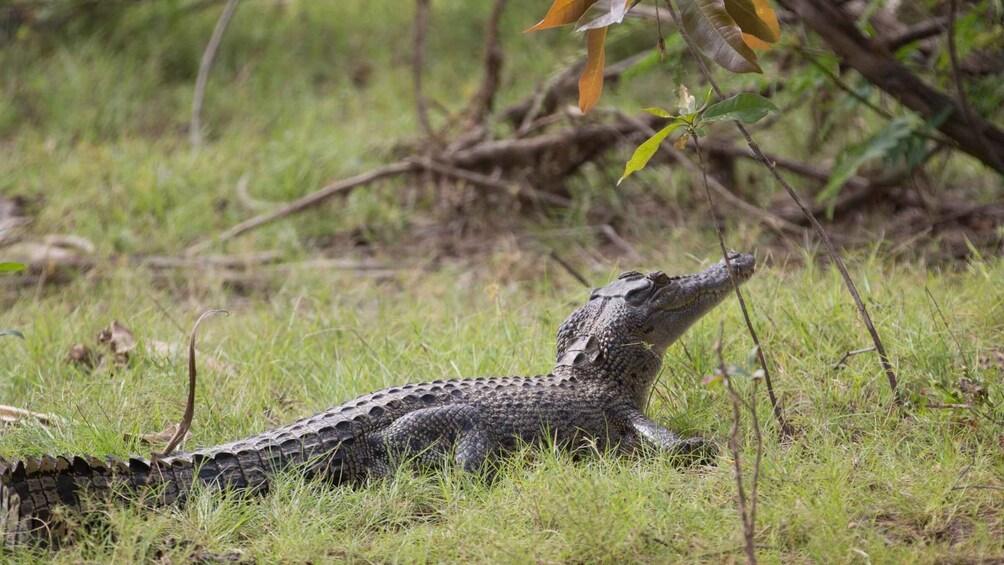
top-left (408, 156), bottom-right (572, 207)
top-left (665, 0), bottom-right (902, 404)
top-left (548, 250), bottom-right (590, 288)
top-left (189, 0), bottom-right (240, 149)
top-left (693, 136), bottom-right (791, 437)
top-left (185, 161), bottom-right (415, 255)
top-left (162, 309), bottom-right (229, 456)
top-left (831, 346), bottom-right (876, 370)
top-left (461, 0), bottom-right (508, 126)
top-left (715, 324), bottom-right (758, 565)
top-left (413, 0), bottom-right (434, 138)
top-left (924, 287), bottom-right (971, 377)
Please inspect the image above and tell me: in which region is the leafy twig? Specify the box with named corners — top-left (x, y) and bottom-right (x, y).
top-left (665, 0), bottom-right (903, 405)
top-left (189, 0), bottom-right (240, 149)
top-left (162, 309), bottom-right (229, 457)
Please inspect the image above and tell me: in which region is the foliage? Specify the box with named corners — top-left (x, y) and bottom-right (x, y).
top-left (528, 0), bottom-right (779, 112)
top-left (619, 86), bottom-right (777, 183)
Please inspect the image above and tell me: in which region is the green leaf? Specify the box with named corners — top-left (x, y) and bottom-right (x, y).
top-left (677, 0), bottom-right (761, 73)
top-left (701, 373), bottom-right (724, 387)
top-left (618, 121), bottom-right (685, 184)
top-left (643, 107), bottom-right (673, 118)
top-left (0, 330), bottom-right (25, 340)
top-left (819, 117), bottom-right (916, 216)
top-left (0, 262), bottom-right (26, 273)
top-left (701, 93), bottom-right (778, 123)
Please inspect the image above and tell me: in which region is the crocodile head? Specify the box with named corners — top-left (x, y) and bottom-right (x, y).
top-left (555, 252), bottom-right (756, 392)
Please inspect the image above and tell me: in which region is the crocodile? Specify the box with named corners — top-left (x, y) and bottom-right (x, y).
top-left (0, 252), bottom-right (755, 547)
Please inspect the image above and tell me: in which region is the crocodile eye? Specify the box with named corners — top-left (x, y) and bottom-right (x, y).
top-left (618, 270), bottom-right (643, 280)
top-left (651, 272), bottom-right (671, 285)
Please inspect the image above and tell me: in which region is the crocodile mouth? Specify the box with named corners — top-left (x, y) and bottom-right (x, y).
top-left (657, 252), bottom-right (756, 311)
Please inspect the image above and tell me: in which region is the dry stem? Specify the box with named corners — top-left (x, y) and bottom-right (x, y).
top-left (162, 309), bottom-right (229, 456)
top-left (189, 0), bottom-right (240, 149)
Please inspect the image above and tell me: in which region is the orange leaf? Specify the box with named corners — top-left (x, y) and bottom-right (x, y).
top-left (526, 0), bottom-right (600, 32)
top-left (578, 26), bottom-right (607, 113)
top-left (725, 0), bottom-right (780, 44)
top-left (742, 32), bottom-right (772, 50)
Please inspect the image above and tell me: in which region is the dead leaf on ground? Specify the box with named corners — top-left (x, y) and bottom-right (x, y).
top-left (67, 320), bottom-right (235, 376)
top-left (124, 422), bottom-right (191, 448)
top-left (98, 320), bottom-right (136, 358)
top-left (0, 405), bottom-right (63, 428)
top-left (66, 343), bottom-right (97, 369)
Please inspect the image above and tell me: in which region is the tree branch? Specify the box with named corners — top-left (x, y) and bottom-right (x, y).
top-left (779, 0), bottom-right (1004, 174)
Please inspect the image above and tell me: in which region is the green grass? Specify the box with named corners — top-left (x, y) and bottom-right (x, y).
top-left (1, 1), bottom-right (1003, 562)
top-left (1, 253), bottom-right (1002, 563)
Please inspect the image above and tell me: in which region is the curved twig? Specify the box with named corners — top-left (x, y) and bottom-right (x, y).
top-left (162, 309), bottom-right (229, 456)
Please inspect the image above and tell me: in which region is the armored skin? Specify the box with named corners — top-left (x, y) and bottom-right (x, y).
top-left (0, 252), bottom-right (755, 547)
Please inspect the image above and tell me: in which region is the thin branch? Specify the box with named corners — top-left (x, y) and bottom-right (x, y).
top-left (715, 324), bottom-right (758, 565)
top-left (162, 309), bottom-right (228, 456)
top-left (460, 0), bottom-right (508, 127)
top-left (413, 0), bottom-right (434, 139)
top-left (185, 161), bottom-right (416, 255)
top-left (189, 0), bottom-right (240, 149)
top-left (924, 286), bottom-right (971, 378)
top-left (831, 346), bottom-right (876, 370)
top-left (665, 0), bottom-right (902, 404)
top-left (693, 136), bottom-right (791, 438)
top-left (886, 17), bottom-right (948, 51)
top-left (547, 250), bottom-right (590, 288)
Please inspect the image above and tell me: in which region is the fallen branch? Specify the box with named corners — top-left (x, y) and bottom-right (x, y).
top-left (185, 161), bottom-right (416, 255)
top-left (189, 0), bottom-right (241, 149)
top-left (161, 309), bottom-right (228, 457)
top-left (409, 156), bottom-right (572, 207)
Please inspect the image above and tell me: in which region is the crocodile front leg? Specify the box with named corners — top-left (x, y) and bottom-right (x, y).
top-left (370, 405), bottom-right (493, 474)
top-left (623, 409), bottom-right (718, 464)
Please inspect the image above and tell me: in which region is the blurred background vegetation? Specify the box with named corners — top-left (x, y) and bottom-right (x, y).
top-left (0, 0), bottom-right (999, 270)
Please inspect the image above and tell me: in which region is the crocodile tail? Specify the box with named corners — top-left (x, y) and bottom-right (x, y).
top-left (0, 450), bottom-right (263, 548)
top-left (0, 454), bottom-right (140, 547)
top-left (0, 432), bottom-right (355, 547)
